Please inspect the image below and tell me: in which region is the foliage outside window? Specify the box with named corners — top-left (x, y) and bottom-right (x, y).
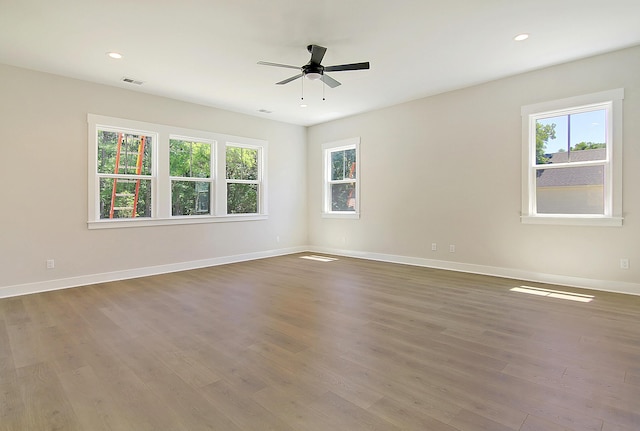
top-left (88, 114), bottom-right (268, 229)
top-left (170, 138), bottom-right (213, 216)
top-left (97, 129), bottom-right (154, 219)
top-left (226, 145), bottom-right (260, 214)
top-left (521, 89), bottom-right (623, 226)
top-left (322, 138), bottom-right (360, 218)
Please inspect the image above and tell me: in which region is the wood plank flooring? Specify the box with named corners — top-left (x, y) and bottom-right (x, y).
top-left (1, 253), bottom-right (639, 430)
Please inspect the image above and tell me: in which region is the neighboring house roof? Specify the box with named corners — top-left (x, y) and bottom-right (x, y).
top-left (537, 149), bottom-right (605, 187)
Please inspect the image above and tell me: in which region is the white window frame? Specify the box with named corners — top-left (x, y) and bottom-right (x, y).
top-left (88, 114), bottom-right (268, 229)
top-left (322, 137), bottom-right (360, 219)
top-left (92, 125), bottom-right (158, 220)
top-left (169, 135), bottom-right (215, 218)
top-left (520, 89), bottom-right (623, 226)
top-left (224, 142), bottom-right (266, 216)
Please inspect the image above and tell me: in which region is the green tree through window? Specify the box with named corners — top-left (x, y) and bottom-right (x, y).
top-left (226, 146), bottom-right (260, 214)
top-left (97, 130), bottom-right (153, 218)
top-left (330, 148), bottom-right (356, 211)
top-left (170, 139), bottom-right (212, 216)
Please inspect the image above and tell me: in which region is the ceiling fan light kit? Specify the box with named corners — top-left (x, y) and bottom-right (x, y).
top-left (258, 44), bottom-right (370, 96)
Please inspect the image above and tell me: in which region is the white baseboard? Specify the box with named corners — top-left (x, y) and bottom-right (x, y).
top-left (3, 245), bottom-right (638, 299)
top-left (309, 246), bottom-right (640, 297)
top-left (0, 246), bottom-right (307, 299)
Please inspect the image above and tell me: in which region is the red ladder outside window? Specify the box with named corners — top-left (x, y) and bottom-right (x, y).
top-left (108, 133), bottom-right (146, 218)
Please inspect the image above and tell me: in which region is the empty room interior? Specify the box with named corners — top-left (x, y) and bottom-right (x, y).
top-left (1, 1), bottom-right (639, 430)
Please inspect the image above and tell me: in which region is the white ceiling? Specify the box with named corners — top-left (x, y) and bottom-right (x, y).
top-left (1, 0), bottom-right (639, 126)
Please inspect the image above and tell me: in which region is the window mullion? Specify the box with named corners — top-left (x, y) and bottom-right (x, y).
top-left (156, 132), bottom-right (170, 219)
top-left (214, 142), bottom-right (227, 216)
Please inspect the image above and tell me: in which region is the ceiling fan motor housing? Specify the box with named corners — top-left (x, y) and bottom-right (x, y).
top-left (303, 63), bottom-right (324, 80)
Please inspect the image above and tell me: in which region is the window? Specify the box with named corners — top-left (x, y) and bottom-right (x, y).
top-left (226, 144), bottom-right (262, 214)
top-left (521, 89), bottom-right (623, 226)
top-left (88, 114), bottom-right (267, 228)
top-left (170, 137), bottom-right (213, 216)
top-left (322, 138), bottom-right (360, 218)
top-left (96, 128), bottom-right (155, 219)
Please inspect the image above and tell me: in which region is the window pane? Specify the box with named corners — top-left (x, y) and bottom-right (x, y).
top-left (169, 139), bottom-right (211, 178)
top-left (331, 150), bottom-right (345, 180)
top-left (171, 181), bottom-right (210, 216)
top-left (331, 182), bottom-right (356, 212)
top-left (331, 149), bottom-right (357, 181)
top-left (536, 109), bottom-right (606, 165)
top-left (536, 115), bottom-right (566, 164)
top-left (536, 166), bottom-right (604, 214)
top-left (98, 131), bottom-right (152, 175)
top-left (227, 183), bottom-right (258, 214)
top-left (568, 110), bottom-right (606, 162)
top-left (226, 146), bottom-right (258, 180)
top-left (99, 178), bottom-right (152, 219)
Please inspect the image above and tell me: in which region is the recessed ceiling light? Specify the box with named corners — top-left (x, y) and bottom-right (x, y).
top-left (107, 52), bottom-right (123, 59)
top-left (300, 103), bottom-right (308, 108)
top-left (514, 33), bottom-right (529, 41)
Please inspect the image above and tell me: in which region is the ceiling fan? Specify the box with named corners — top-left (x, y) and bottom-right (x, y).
top-left (258, 44), bottom-right (370, 88)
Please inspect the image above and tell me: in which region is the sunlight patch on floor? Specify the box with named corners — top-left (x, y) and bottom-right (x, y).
top-left (300, 255), bottom-right (339, 262)
top-left (510, 285), bottom-right (594, 303)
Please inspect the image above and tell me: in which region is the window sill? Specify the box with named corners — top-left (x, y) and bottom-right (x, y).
top-left (322, 212), bottom-right (360, 220)
top-left (521, 215), bottom-right (623, 227)
top-left (88, 214), bottom-right (268, 229)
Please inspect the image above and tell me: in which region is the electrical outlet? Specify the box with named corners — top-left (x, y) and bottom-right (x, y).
top-left (276, 235), bottom-right (280, 243)
top-left (431, 243), bottom-right (437, 251)
top-left (46, 259), bottom-right (55, 269)
top-left (449, 245), bottom-right (455, 253)
top-left (620, 258), bottom-right (629, 270)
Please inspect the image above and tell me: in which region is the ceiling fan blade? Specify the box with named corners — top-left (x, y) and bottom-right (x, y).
top-left (276, 73), bottom-right (303, 85)
top-left (324, 62), bottom-right (370, 72)
top-left (308, 45), bottom-right (327, 64)
top-left (321, 74), bottom-right (341, 88)
top-left (257, 61), bottom-right (300, 70)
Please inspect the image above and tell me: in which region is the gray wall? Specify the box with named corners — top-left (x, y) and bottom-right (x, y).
top-left (307, 45), bottom-right (640, 294)
top-left (0, 64), bottom-right (308, 294)
top-left (2, 45), bottom-right (638, 297)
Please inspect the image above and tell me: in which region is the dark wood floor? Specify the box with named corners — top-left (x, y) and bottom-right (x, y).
top-left (1, 253), bottom-right (639, 430)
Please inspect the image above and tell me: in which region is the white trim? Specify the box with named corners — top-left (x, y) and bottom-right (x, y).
top-left (87, 213), bottom-right (268, 229)
top-left (308, 247), bottom-right (640, 297)
top-left (321, 212), bottom-right (360, 219)
top-left (88, 114), bottom-right (268, 225)
top-left (322, 137), bottom-right (360, 217)
top-left (169, 136), bottom-right (215, 217)
top-left (3, 247), bottom-right (638, 299)
top-left (520, 88), bottom-right (624, 116)
top-left (0, 246), bottom-right (306, 299)
top-left (224, 141), bottom-right (267, 216)
top-left (521, 215), bottom-right (623, 227)
top-left (520, 89), bottom-right (624, 226)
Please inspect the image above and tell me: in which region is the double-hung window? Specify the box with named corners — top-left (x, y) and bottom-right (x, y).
top-left (521, 89), bottom-right (623, 226)
top-left (226, 144), bottom-right (262, 214)
top-left (88, 114), bottom-right (267, 228)
top-left (95, 128), bottom-right (155, 219)
top-left (322, 137), bottom-right (360, 218)
top-left (170, 137), bottom-right (214, 216)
